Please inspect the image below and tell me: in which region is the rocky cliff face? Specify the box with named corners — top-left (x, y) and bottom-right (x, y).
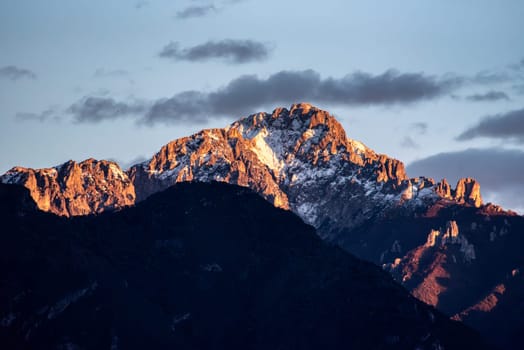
top-left (435, 178), bottom-right (483, 207)
top-left (0, 159), bottom-right (135, 216)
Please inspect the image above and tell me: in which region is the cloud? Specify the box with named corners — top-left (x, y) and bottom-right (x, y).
top-left (15, 106), bottom-right (61, 122)
top-left (68, 97), bottom-right (148, 123)
top-left (509, 57), bottom-right (524, 72)
top-left (175, 5), bottom-right (217, 19)
top-left (465, 91), bottom-right (510, 102)
top-left (470, 70), bottom-right (514, 85)
top-left (411, 122), bottom-right (428, 134)
top-left (457, 107), bottom-right (524, 143)
top-left (61, 69), bottom-right (462, 125)
top-left (407, 148), bottom-right (524, 213)
top-left (135, 1), bottom-right (149, 9)
top-left (175, 0), bottom-right (247, 19)
top-left (400, 136), bottom-right (419, 149)
top-left (0, 65), bottom-right (37, 81)
top-left (142, 69), bottom-right (461, 124)
top-left (93, 68), bottom-right (129, 78)
top-left (159, 39), bottom-right (271, 64)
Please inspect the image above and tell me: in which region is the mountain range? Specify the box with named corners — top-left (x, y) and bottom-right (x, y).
top-left (0, 182), bottom-right (490, 349)
top-left (2, 103), bottom-right (522, 347)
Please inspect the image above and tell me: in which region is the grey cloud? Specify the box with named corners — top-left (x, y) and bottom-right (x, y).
top-left (411, 122), bottom-right (428, 134)
top-left (470, 70), bottom-right (514, 85)
top-left (159, 39), bottom-right (271, 64)
top-left (509, 58), bottom-right (524, 71)
top-left (143, 69), bottom-right (461, 124)
top-left (60, 69), bottom-right (462, 125)
top-left (175, 0), bottom-right (247, 19)
top-left (68, 97), bottom-right (148, 123)
top-left (457, 107), bottom-right (524, 143)
top-left (465, 91), bottom-right (510, 102)
top-left (135, 1), bottom-right (149, 9)
top-left (0, 65), bottom-right (37, 81)
top-left (407, 148), bottom-right (524, 213)
top-left (93, 68), bottom-right (129, 78)
top-left (175, 5), bottom-right (217, 19)
top-left (15, 106), bottom-right (61, 122)
top-left (400, 136), bottom-right (419, 149)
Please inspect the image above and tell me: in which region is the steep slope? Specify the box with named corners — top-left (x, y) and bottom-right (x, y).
top-left (340, 201), bottom-right (524, 347)
top-left (0, 182), bottom-right (490, 350)
top-left (0, 159), bottom-right (134, 216)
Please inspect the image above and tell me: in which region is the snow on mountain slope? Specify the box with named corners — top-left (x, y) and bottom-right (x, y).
top-left (129, 103), bottom-right (480, 237)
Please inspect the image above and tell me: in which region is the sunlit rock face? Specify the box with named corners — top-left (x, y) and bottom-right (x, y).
top-left (1, 103), bottom-right (484, 229)
top-left (0, 159), bottom-right (135, 216)
top-left (129, 103), bottom-right (415, 235)
top-left (436, 178), bottom-right (483, 208)
top-left (128, 103), bottom-right (486, 240)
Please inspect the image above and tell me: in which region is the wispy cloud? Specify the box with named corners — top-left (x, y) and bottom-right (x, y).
top-left (134, 1), bottom-right (149, 9)
top-left (400, 136), bottom-right (419, 149)
top-left (465, 91), bottom-right (510, 102)
top-left (68, 97), bottom-right (148, 123)
top-left (15, 106), bottom-right (61, 122)
top-left (159, 39), bottom-right (271, 64)
top-left (411, 122), bottom-right (428, 134)
top-left (93, 68), bottom-right (129, 78)
top-left (175, 5), bottom-right (217, 19)
top-left (175, 0), bottom-right (247, 19)
top-left (0, 65), bottom-right (37, 81)
top-left (457, 107), bottom-right (524, 144)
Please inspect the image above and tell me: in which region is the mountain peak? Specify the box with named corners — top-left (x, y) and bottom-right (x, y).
top-left (1, 104), bottom-right (487, 222)
top-left (1, 158), bottom-right (134, 216)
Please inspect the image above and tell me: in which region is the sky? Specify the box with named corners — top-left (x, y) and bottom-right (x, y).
top-left (1, 0), bottom-right (524, 212)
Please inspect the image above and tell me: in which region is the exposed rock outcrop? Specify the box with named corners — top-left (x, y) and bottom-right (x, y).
top-left (1, 159), bottom-right (135, 216)
top-left (435, 178), bottom-right (483, 207)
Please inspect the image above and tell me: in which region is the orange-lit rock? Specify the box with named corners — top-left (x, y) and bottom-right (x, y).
top-left (1, 159), bottom-right (134, 216)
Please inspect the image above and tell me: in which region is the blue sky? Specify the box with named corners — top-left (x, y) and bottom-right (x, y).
top-left (1, 0), bottom-right (524, 212)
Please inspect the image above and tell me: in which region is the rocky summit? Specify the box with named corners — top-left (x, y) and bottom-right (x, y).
top-left (1, 103), bottom-right (521, 348)
top-left (1, 159), bottom-right (135, 216)
top-left (2, 103), bottom-right (482, 230)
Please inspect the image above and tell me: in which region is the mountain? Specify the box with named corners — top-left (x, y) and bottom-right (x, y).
top-left (0, 182), bottom-right (490, 349)
top-left (0, 159), bottom-right (134, 216)
top-left (1, 103), bottom-right (522, 347)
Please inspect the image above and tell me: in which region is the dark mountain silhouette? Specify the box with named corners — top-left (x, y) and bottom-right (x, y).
top-left (0, 182), bottom-right (490, 350)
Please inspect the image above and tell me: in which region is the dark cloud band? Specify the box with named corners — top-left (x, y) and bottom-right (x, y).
top-left (457, 107), bottom-right (524, 143)
top-left (63, 69), bottom-right (461, 125)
